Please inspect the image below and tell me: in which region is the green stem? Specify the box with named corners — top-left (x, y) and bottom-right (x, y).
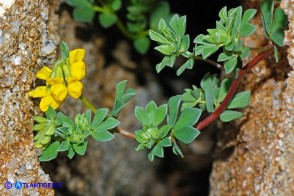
top-left (93, 6), bottom-right (148, 40)
top-left (193, 56), bottom-right (223, 70)
top-left (79, 94), bottom-right (96, 113)
top-left (93, 6), bottom-right (104, 12)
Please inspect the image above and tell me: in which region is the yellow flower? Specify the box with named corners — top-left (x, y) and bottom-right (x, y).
top-left (67, 80), bottom-right (83, 99)
top-left (28, 86), bottom-right (48, 98)
top-left (36, 66), bottom-right (52, 80)
top-left (69, 49), bottom-right (85, 65)
top-left (46, 77), bottom-right (63, 86)
top-left (50, 83), bottom-right (67, 102)
top-left (39, 95), bottom-right (60, 112)
top-left (70, 61), bottom-right (86, 80)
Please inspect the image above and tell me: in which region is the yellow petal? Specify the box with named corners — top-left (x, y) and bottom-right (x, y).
top-left (46, 77), bottom-right (63, 86)
top-left (39, 95), bottom-right (60, 112)
top-left (28, 86), bottom-right (48, 98)
top-left (70, 61), bottom-right (86, 80)
top-left (67, 81), bottom-right (83, 99)
top-left (69, 49), bottom-right (85, 65)
top-left (36, 66), bottom-right (52, 80)
top-left (51, 83), bottom-right (67, 101)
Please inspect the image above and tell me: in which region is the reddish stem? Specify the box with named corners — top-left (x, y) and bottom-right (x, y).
top-left (196, 46), bottom-right (273, 131)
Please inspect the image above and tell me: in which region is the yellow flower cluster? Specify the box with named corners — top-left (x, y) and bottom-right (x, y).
top-left (29, 49), bottom-right (86, 112)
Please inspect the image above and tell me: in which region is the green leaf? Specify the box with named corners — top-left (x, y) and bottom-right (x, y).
top-left (45, 106), bottom-right (56, 120)
top-left (174, 108), bottom-right (202, 130)
top-left (241, 9), bottom-right (257, 24)
top-left (240, 23), bottom-right (256, 37)
top-left (92, 108), bottom-right (109, 128)
top-left (224, 56), bottom-right (238, 74)
top-left (240, 47), bottom-right (250, 58)
top-left (135, 106), bottom-right (150, 125)
top-left (99, 13), bottom-right (117, 28)
top-left (169, 15), bottom-right (186, 38)
top-left (220, 110), bottom-right (243, 122)
top-left (92, 130), bottom-right (114, 142)
top-left (270, 8), bottom-right (287, 47)
top-left (261, 0), bottom-right (274, 36)
top-left (73, 141), bottom-right (88, 155)
top-left (217, 52), bottom-right (233, 62)
top-left (154, 44), bottom-right (175, 55)
top-left (219, 7), bottom-right (227, 22)
top-left (156, 55), bottom-right (176, 73)
top-left (174, 126), bottom-right (200, 144)
top-left (73, 7), bottom-right (95, 22)
top-left (167, 95), bottom-right (181, 127)
top-left (180, 34), bottom-right (190, 52)
top-left (159, 125), bottom-right (171, 138)
top-left (67, 145), bottom-right (75, 159)
top-left (149, 30), bottom-right (170, 44)
top-left (58, 140), bottom-right (70, 152)
top-left (155, 104), bottom-right (168, 126)
top-left (39, 141), bottom-right (60, 162)
top-left (228, 91), bottom-right (250, 109)
top-left (66, 0), bottom-right (93, 8)
top-left (134, 37), bottom-right (150, 54)
top-left (202, 45), bottom-right (219, 59)
top-left (176, 58), bottom-right (194, 76)
top-left (200, 73), bottom-right (218, 113)
top-left (95, 118), bottom-right (120, 132)
top-left (110, 0), bottom-right (122, 11)
top-left (217, 78), bottom-right (232, 103)
top-left (172, 141), bottom-right (183, 157)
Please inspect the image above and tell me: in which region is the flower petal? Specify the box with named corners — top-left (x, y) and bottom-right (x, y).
top-left (51, 83), bottom-right (67, 101)
top-left (46, 77), bottom-right (63, 86)
top-left (69, 49), bottom-right (85, 65)
top-left (68, 81), bottom-right (83, 99)
top-left (36, 66), bottom-right (52, 80)
top-left (39, 95), bottom-right (60, 112)
top-left (28, 86), bottom-right (48, 98)
top-left (70, 61), bottom-right (86, 80)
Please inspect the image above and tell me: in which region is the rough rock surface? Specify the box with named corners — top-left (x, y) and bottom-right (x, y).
top-left (0, 0), bottom-right (58, 195)
top-left (209, 1), bottom-right (294, 195)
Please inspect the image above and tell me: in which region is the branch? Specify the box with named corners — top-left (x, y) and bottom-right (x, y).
top-left (195, 45), bottom-right (274, 131)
